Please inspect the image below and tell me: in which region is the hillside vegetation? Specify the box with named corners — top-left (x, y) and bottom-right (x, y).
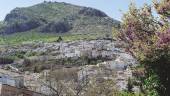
top-left (0, 1), bottom-right (120, 44)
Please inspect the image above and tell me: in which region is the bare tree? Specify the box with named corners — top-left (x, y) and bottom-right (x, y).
top-left (39, 67), bottom-right (79, 96)
top-left (73, 75), bottom-right (89, 96)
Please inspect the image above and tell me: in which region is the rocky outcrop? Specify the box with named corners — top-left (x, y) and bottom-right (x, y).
top-left (42, 20), bottom-right (73, 33)
top-left (2, 20), bottom-right (41, 34)
top-left (4, 8), bottom-right (30, 24)
top-left (79, 7), bottom-right (108, 17)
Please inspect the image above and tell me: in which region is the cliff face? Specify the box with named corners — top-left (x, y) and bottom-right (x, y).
top-left (3, 20), bottom-right (42, 34)
top-left (1, 1), bottom-right (120, 36)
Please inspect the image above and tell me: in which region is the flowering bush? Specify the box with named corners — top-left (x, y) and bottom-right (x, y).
top-left (119, 3), bottom-right (160, 60)
top-left (157, 28), bottom-right (170, 47)
top-left (117, 1), bottom-right (170, 95)
top-left (153, 0), bottom-right (170, 18)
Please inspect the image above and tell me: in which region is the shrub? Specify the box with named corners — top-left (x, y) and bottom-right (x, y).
top-left (57, 36), bottom-right (63, 42)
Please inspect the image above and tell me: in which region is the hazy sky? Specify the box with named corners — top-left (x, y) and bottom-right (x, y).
top-left (0, 0), bottom-right (152, 21)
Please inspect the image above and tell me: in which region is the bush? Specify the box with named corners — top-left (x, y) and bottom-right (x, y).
top-left (57, 36), bottom-right (63, 42)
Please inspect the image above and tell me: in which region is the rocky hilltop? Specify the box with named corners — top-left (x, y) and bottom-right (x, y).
top-left (0, 1), bottom-right (120, 39)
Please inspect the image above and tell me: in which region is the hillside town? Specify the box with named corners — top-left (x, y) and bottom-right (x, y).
top-left (0, 40), bottom-right (141, 96)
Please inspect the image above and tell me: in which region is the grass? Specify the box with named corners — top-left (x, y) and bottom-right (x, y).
top-left (118, 92), bottom-right (144, 96)
top-left (0, 31), bottom-right (102, 45)
top-left (0, 32), bottom-right (55, 44)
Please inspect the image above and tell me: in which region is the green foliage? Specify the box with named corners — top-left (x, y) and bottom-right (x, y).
top-left (13, 51), bottom-right (26, 59)
top-left (0, 31), bottom-right (105, 45)
top-left (56, 36), bottom-right (63, 42)
top-left (143, 71), bottom-right (159, 96)
top-left (0, 31), bottom-right (56, 44)
top-left (118, 91), bottom-right (144, 96)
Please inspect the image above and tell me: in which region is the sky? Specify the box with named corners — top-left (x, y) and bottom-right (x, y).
top-left (0, 0), bottom-right (152, 21)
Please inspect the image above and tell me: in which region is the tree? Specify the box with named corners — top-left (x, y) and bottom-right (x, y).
top-left (118, 3), bottom-right (160, 59)
top-left (117, 1), bottom-right (170, 95)
top-left (39, 65), bottom-right (118, 96)
top-left (39, 67), bottom-right (90, 96)
top-left (57, 36), bottom-right (63, 42)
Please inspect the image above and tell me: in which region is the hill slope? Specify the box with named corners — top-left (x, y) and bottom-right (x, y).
top-left (0, 1), bottom-right (120, 43)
